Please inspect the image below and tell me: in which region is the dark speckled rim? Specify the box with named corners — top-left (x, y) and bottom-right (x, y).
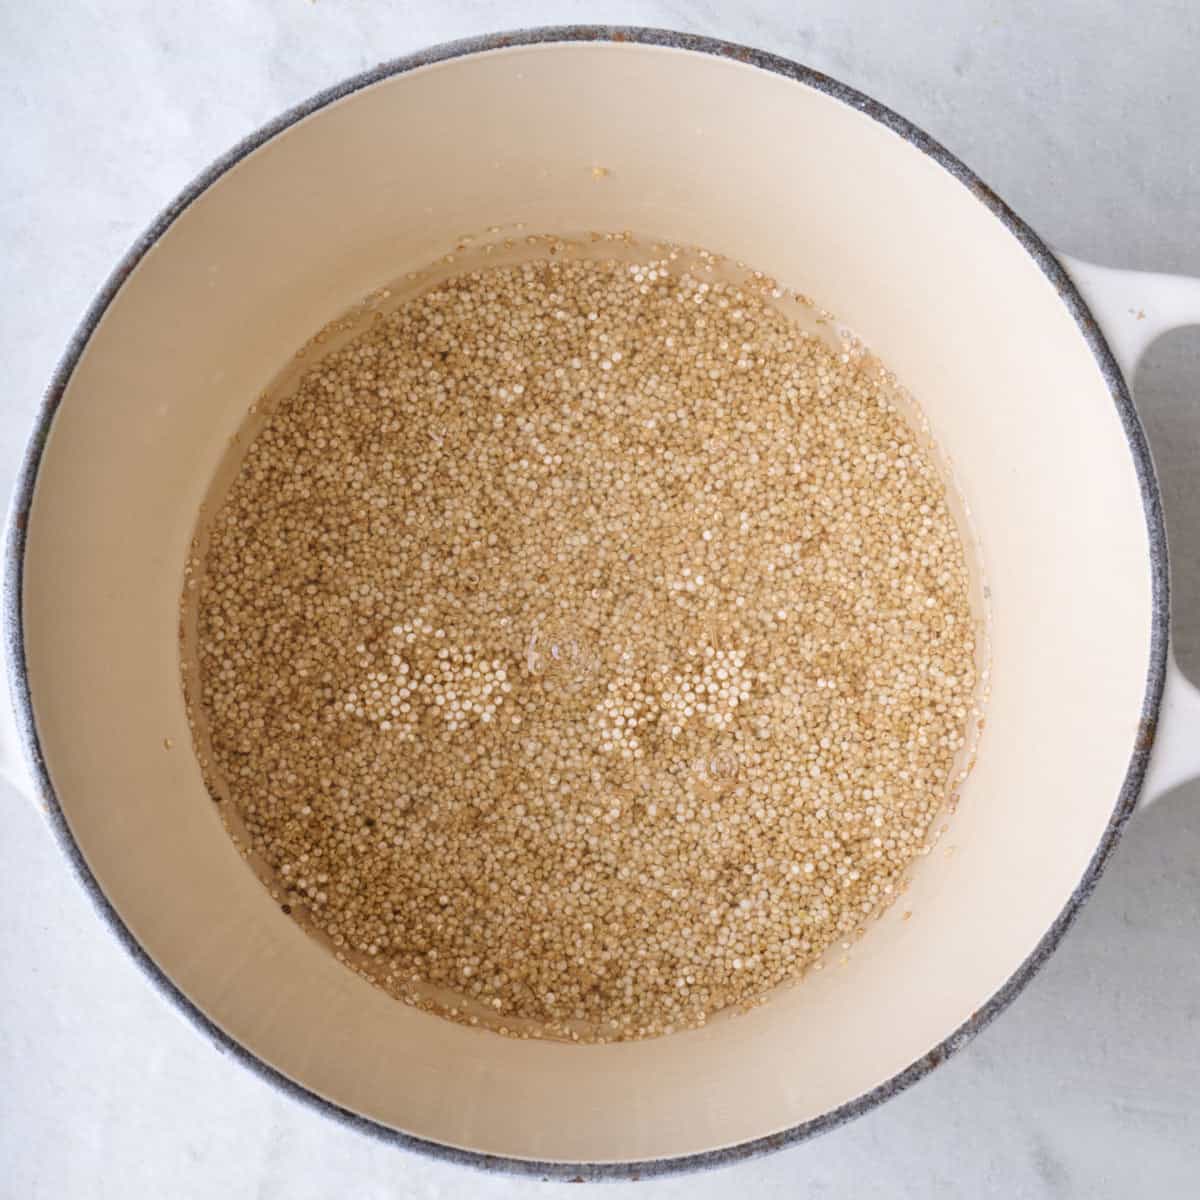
top-left (3, 26), bottom-right (1168, 1182)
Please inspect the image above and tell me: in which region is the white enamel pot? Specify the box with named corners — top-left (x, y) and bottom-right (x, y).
top-left (5, 28), bottom-right (1199, 1180)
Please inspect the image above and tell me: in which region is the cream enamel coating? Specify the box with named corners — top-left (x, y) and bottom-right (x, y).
top-left (18, 41), bottom-right (1159, 1162)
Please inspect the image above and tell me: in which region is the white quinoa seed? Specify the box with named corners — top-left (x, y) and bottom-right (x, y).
top-left (187, 252), bottom-right (978, 1043)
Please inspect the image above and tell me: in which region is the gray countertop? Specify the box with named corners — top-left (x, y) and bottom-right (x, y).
top-left (2, 2), bottom-right (1199, 1197)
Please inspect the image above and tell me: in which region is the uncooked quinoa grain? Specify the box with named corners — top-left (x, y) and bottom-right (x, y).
top-left (187, 250), bottom-right (978, 1041)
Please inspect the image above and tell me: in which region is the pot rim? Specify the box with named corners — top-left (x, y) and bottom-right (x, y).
top-left (2, 24), bottom-right (1169, 1182)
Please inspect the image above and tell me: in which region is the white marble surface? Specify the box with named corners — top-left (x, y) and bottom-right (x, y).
top-left (3, 2), bottom-right (1200, 1196)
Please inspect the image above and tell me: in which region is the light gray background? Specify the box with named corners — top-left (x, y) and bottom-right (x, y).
top-left (2, 2), bottom-right (1198, 1197)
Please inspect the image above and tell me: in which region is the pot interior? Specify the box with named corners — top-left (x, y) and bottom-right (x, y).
top-left (20, 38), bottom-right (1154, 1163)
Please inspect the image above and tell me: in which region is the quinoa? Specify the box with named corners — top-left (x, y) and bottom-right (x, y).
top-left (185, 249), bottom-right (979, 1042)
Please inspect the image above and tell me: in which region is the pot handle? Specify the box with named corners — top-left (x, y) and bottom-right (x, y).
top-left (1, 508), bottom-right (36, 801)
top-left (0, 676), bottom-right (32, 800)
top-left (1059, 254), bottom-right (1200, 806)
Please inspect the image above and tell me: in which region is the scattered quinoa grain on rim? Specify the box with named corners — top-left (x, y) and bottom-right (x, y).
top-left (185, 247), bottom-right (979, 1042)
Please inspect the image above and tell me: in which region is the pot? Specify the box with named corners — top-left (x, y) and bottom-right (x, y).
top-left (5, 27), bottom-right (1199, 1180)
